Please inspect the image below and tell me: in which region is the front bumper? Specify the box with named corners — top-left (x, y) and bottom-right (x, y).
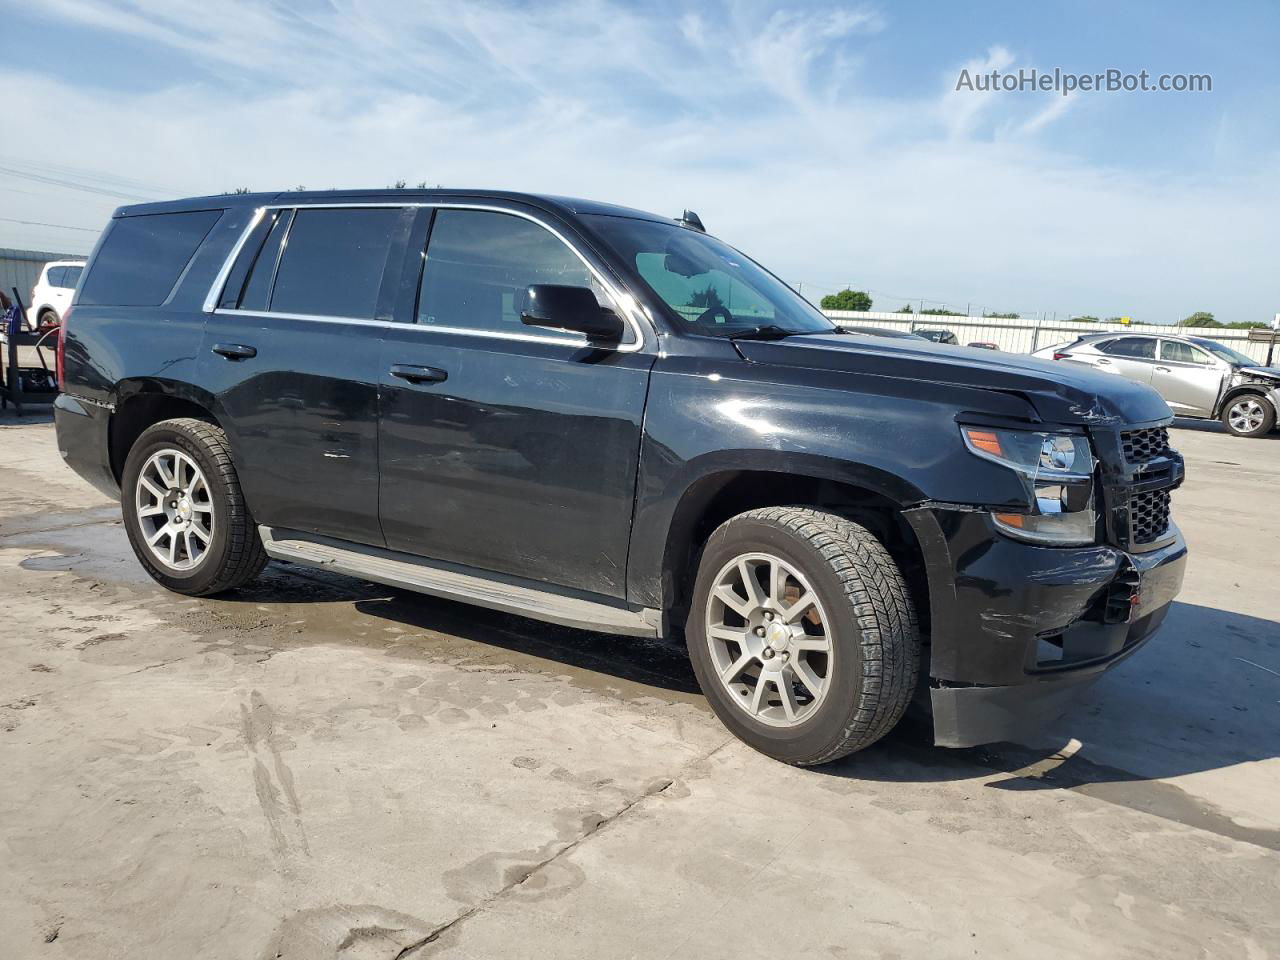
top-left (906, 508), bottom-right (1187, 748)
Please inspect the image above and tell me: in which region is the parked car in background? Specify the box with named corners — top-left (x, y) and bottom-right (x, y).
top-left (1045, 332), bottom-right (1279, 437)
top-left (28, 260), bottom-right (86, 329)
top-left (844, 325), bottom-right (929, 341)
top-left (916, 328), bottom-right (959, 345)
top-left (55, 188), bottom-right (1186, 765)
top-left (967, 341), bottom-right (999, 350)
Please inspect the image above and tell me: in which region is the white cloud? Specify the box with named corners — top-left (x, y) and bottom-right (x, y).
top-left (2, 1), bottom-right (1277, 322)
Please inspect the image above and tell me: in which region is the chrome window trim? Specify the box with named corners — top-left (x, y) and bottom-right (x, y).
top-left (202, 202), bottom-right (648, 353)
top-left (202, 206), bottom-right (265, 313)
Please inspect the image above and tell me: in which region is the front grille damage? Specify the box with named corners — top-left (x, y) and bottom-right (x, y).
top-left (1120, 426), bottom-right (1171, 463)
top-left (1128, 488), bottom-right (1172, 544)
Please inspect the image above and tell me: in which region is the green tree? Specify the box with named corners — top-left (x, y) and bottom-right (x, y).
top-left (983, 311), bottom-right (1020, 319)
top-left (1181, 311), bottom-right (1219, 327)
top-left (687, 284), bottom-right (725, 310)
top-left (819, 289), bottom-right (873, 311)
top-left (1072, 315), bottom-right (1101, 323)
top-left (920, 307), bottom-right (962, 316)
top-left (896, 305), bottom-right (914, 314)
top-left (1224, 320), bottom-right (1269, 328)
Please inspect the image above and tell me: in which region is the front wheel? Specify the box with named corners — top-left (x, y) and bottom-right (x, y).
top-left (1221, 395), bottom-right (1276, 438)
top-left (121, 418), bottom-right (268, 595)
top-left (686, 506), bottom-right (920, 766)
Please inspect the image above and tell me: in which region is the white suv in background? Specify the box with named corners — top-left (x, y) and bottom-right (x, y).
top-left (27, 260), bottom-right (86, 329)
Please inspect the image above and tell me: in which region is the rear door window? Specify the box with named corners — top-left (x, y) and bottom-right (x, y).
top-left (79, 210), bottom-right (222, 306)
top-left (62, 265), bottom-right (83, 288)
top-left (227, 209), bottom-right (293, 312)
top-left (1100, 337), bottom-right (1156, 359)
top-left (46, 266), bottom-right (66, 288)
top-left (267, 208), bottom-right (399, 319)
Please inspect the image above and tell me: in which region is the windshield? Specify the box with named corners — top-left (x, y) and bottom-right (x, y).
top-left (1192, 338), bottom-right (1257, 366)
top-left (582, 215), bottom-right (836, 338)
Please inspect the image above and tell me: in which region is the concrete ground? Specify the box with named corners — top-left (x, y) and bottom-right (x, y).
top-left (1, 412), bottom-right (1276, 959)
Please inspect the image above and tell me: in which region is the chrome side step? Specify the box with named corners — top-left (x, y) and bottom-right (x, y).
top-left (259, 526), bottom-right (661, 638)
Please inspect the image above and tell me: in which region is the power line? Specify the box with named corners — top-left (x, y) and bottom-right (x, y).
top-left (0, 216), bottom-right (101, 233)
top-left (0, 165), bottom-right (158, 202)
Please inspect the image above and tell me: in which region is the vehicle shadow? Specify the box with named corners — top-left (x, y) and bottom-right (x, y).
top-left (815, 601), bottom-right (1280, 846)
top-left (1172, 416), bottom-right (1280, 439)
top-left (225, 566), bottom-right (1279, 804)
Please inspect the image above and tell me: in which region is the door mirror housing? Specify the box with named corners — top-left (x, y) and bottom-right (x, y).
top-left (519, 285), bottom-right (624, 343)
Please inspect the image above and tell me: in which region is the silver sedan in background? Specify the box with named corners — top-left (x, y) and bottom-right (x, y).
top-left (1036, 332), bottom-right (1280, 437)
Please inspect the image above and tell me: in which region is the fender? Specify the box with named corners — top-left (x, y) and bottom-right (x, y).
top-left (626, 353), bottom-right (1041, 607)
top-left (1214, 382), bottom-right (1280, 420)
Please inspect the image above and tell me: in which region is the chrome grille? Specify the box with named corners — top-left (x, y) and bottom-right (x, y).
top-left (1129, 488), bottom-right (1172, 544)
top-left (1121, 427), bottom-right (1171, 463)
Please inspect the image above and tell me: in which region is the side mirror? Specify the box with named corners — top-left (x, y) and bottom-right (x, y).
top-left (519, 285), bottom-right (624, 343)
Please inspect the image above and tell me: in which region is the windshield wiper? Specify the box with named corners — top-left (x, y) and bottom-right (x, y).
top-left (725, 324), bottom-right (804, 341)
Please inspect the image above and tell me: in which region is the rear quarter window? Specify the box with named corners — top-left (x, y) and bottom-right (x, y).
top-left (79, 209), bottom-right (222, 306)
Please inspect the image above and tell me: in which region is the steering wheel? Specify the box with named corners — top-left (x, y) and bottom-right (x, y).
top-left (696, 305), bottom-right (734, 325)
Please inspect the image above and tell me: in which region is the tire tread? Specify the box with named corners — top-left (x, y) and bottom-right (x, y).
top-left (713, 506), bottom-right (919, 765)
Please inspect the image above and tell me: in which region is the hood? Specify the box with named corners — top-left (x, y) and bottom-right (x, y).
top-left (734, 333), bottom-right (1172, 427)
top-left (1237, 365), bottom-right (1280, 382)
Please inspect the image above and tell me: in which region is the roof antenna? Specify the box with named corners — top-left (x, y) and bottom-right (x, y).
top-left (677, 210), bottom-right (705, 232)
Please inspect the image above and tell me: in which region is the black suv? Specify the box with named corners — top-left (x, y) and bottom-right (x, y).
top-left (55, 190), bottom-right (1187, 765)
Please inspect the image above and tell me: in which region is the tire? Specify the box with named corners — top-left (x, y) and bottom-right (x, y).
top-left (1221, 394), bottom-right (1276, 438)
top-left (121, 418), bottom-right (268, 596)
top-left (37, 310), bottom-right (58, 331)
top-left (685, 506), bottom-right (919, 766)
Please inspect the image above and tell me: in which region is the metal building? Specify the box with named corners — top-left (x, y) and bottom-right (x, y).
top-left (0, 247), bottom-right (82, 307)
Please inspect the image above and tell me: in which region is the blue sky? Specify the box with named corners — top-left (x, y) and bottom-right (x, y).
top-left (2, 0), bottom-right (1277, 322)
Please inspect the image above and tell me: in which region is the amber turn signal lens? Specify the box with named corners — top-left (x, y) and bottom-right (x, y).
top-left (992, 512), bottom-right (1025, 528)
top-left (963, 428), bottom-right (1004, 458)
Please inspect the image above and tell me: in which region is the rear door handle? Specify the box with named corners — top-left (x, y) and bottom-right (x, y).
top-left (212, 342), bottom-right (257, 360)
top-left (1154, 365), bottom-right (1171, 372)
top-left (1095, 358), bottom-right (1111, 364)
top-left (390, 363), bottom-right (448, 384)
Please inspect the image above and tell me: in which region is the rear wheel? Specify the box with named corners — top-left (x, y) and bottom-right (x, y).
top-left (1221, 394), bottom-right (1275, 438)
top-left (121, 418), bottom-right (267, 595)
top-left (686, 506), bottom-right (919, 766)
top-left (37, 309), bottom-right (58, 330)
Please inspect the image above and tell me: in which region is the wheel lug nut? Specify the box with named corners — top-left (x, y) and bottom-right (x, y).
top-left (755, 627), bottom-right (765, 637)
top-left (762, 647), bottom-right (774, 659)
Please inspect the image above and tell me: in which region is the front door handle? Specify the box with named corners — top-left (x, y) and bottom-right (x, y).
top-left (390, 363), bottom-right (448, 384)
top-left (1154, 365), bottom-right (1171, 373)
top-left (1095, 358), bottom-right (1112, 365)
top-left (212, 342), bottom-right (257, 361)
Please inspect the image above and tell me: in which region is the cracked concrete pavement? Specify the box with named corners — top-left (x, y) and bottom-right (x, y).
top-left (1, 412), bottom-right (1277, 958)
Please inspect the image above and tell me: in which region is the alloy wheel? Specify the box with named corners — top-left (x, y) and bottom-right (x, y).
top-left (704, 552), bottom-right (833, 727)
top-left (1228, 398), bottom-right (1266, 434)
top-left (134, 448), bottom-right (215, 571)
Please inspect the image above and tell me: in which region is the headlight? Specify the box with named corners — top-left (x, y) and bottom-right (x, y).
top-left (961, 426), bottom-right (1097, 545)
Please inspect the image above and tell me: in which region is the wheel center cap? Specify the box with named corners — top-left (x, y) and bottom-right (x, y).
top-left (765, 621), bottom-right (792, 654)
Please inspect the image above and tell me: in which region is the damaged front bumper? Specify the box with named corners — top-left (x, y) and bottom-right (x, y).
top-left (906, 508), bottom-right (1187, 748)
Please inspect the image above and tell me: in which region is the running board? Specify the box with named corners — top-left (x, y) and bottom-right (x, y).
top-left (259, 526), bottom-right (661, 638)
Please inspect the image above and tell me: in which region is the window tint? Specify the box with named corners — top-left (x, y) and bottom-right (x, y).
top-left (1160, 340), bottom-right (1213, 365)
top-left (79, 210), bottom-right (222, 306)
top-left (417, 209), bottom-right (605, 334)
top-left (268, 208), bottom-right (399, 318)
top-left (1100, 337), bottom-right (1156, 359)
top-left (45, 266), bottom-right (66, 288)
top-left (62, 265), bottom-right (83, 288)
top-left (236, 210), bottom-right (293, 311)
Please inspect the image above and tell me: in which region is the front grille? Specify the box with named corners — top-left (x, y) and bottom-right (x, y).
top-left (1121, 427), bottom-right (1171, 463)
top-left (1128, 488), bottom-right (1172, 544)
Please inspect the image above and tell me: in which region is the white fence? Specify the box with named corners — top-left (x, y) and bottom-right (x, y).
top-left (822, 310), bottom-right (1276, 364)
